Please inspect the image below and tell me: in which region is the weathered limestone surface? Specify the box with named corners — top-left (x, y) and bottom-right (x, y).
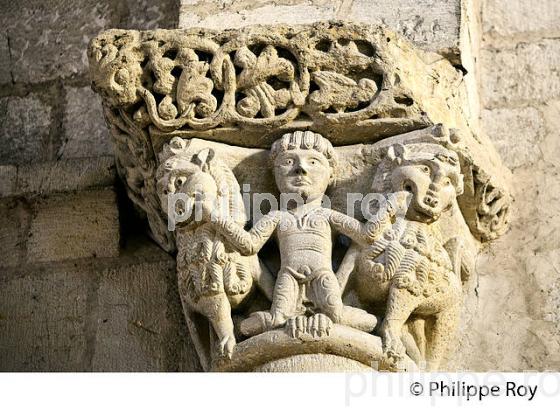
top-left (0, 0), bottom-right (180, 167)
top-left (27, 189), bottom-right (120, 263)
top-left (480, 107), bottom-right (544, 169)
top-left (0, 32), bottom-right (11, 85)
top-left (61, 87), bottom-right (112, 159)
top-left (8, 157), bottom-right (116, 197)
top-left (448, 0), bottom-right (560, 371)
top-left (0, 0), bottom-right (179, 84)
top-left (0, 236), bottom-right (201, 372)
top-left (482, 0), bottom-right (560, 41)
top-left (0, 0), bottom-right (199, 372)
top-left (481, 40), bottom-right (560, 110)
top-left (0, 0), bottom-right (559, 372)
top-left (179, 0), bottom-right (463, 57)
top-left (0, 95), bottom-right (52, 164)
top-left (0, 198), bottom-right (29, 268)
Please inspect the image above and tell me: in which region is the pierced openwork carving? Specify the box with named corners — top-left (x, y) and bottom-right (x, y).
top-left (89, 21), bottom-right (512, 372)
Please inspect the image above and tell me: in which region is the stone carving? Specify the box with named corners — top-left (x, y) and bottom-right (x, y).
top-left (353, 139), bottom-right (465, 370)
top-left (307, 71), bottom-right (378, 114)
top-left (103, 107), bottom-right (175, 251)
top-left (156, 137), bottom-right (275, 359)
top-left (208, 132), bottom-right (379, 339)
top-left (87, 22), bottom-right (421, 145)
top-left (88, 21), bottom-right (513, 372)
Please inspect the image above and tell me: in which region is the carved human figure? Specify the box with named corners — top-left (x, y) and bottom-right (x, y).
top-left (156, 139), bottom-right (274, 358)
top-left (206, 131), bottom-right (392, 338)
top-left (351, 142), bottom-right (465, 370)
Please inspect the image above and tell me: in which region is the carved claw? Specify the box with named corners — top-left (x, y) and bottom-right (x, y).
top-left (307, 313), bottom-right (333, 338)
top-left (237, 280), bottom-right (250, 294)
top-left (286, 315), bottom-right (308, 339)
top-left (217, 335), bottom-right (236, 359)
top-left (381, 325), bottom-right (406, 368)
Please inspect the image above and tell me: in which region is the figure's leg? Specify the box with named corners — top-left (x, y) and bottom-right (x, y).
top-left (269, 270), bottom-right (300, 327)
top-left (239, 270), bottom-right (299, 336)
top-left (379, 287), bottom-right (419, 365)
top-left (309, 271), bottom-right (345, 323)
top-left (340, 306), bottom-right (378, 333)
top-left (407, 317), bottom-right (427, 359)
top-left (251, 256), bottom-right (275, 301)
top-left (425, 302), bottom-right (460, 371)
top-left (309, 271), bottom-right (378, 334)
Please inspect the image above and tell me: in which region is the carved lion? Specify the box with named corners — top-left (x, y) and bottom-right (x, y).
top-left (156, 137), bottom-right (271, 359)
top-left (354, 141), bottom-right (465, 370)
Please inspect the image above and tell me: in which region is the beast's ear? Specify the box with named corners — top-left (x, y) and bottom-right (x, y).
top-left (387, 144), bottom-right (407, 165)
top-left (192, 148), bottom-right (215, 172)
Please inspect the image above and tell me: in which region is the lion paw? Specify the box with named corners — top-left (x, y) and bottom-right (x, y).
top-left (217, 334), bottom-right (236, 359)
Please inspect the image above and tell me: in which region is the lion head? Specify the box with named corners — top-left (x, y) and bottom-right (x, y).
top-left (372, 142), bottom-right (464, 224)
top-left (156, 137), bottom-right (246, 227)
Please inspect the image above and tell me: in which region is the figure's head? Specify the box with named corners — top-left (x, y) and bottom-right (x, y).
top-left (270, 131), bottom-right (337, 202)
top-left (372, 142), bottom-right (464, 223)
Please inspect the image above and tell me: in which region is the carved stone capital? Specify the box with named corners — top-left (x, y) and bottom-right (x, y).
top-left (88, 21), bottom-right (512, 371)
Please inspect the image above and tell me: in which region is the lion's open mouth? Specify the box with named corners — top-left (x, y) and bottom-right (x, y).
top-left (411, 200), bottom-right (440, 220)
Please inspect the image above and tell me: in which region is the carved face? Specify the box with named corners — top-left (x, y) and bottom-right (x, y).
top-left (273, 148), bottom-right (332, 202)
top-left (173, 171), bottom-right (218, 223)
top-left (381, 144), bottom-right (464, 223)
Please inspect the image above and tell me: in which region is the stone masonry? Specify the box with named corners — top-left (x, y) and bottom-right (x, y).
top-left (1, 0), bottom-right (559, 371)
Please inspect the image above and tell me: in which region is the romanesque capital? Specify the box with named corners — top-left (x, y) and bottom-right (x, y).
top-left (89, 21), bottom-right (512, 371)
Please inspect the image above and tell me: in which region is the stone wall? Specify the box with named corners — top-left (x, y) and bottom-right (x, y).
top-left (450, 0), bottom-right (560, 371)
top-left (1, 0), bottom-right (559, 371)
top-left (0, 0), bottom-right (201, 371)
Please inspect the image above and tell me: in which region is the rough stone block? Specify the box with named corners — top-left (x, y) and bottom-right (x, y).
top-left (1, 1), bottom-right (180, 84)
top-left (0, 266), bottom-right (92, 371)
top-left (125, 0), bottom-right (179, 30)
top-left (13, 156), bottom-right (116, 197)
top-left (0, 237), bottom-right (201, 371)
top-left (26, 189), bottom-right (120, 263)
top-left (1, 1), bottom-right (118, 83)
top-left (0, 165), bottom-right (17, 197)
top-left (481, 39), bottom-right (560, 108)
top-left (483, 0), bottom-right (560, 39)
top-left (179, 0), bottom-right (462, 55)
top-left (541, 100), bottom-right (560, 167)
top-left (0, 95), bottom-right (52, 165)
top-left (481, 107), bottom-right (544, 169)
top-left (92, 257), bottom-right (200, 371)
top-left (0, 198), bottom-right (30, 268)
top-left (61, 86), bottom-right (112, 159)
top-left (0, 32), bottom-right (12, 85)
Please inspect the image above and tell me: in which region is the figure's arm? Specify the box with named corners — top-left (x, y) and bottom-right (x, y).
top-left (335, 242), bottom-right (360, 293)
top-left (328, 208), bottom-right (394, 246)
top-left (212, 212), bottom-right (280, 256)
top-left (253, 258), bottom-right (275, 301)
